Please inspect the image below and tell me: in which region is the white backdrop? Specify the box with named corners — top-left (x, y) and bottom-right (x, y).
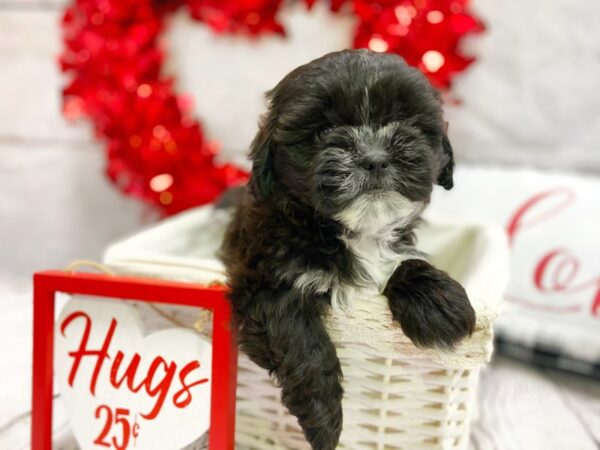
top-left (1, 2), bottom-right (600, 448)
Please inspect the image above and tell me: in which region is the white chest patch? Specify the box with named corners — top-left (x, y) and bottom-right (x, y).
top-left (332, 192), bottom-right (425, 310)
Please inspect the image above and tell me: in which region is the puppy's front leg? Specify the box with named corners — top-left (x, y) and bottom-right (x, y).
top-left (238, 288), bottom-right (343, 450)
top-left (383, 259), bottom-right (476, 349)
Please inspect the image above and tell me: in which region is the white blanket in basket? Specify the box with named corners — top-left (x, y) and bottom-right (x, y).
top-left (103, 205), bottom-right (508, 368)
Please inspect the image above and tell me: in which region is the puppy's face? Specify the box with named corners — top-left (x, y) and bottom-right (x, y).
top-left (250, 50), bottom-right (454, 221)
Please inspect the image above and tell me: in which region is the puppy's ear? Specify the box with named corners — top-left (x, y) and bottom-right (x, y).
top-left (249, 114), bottom-right (276, 199)
top-left (437, 133), bottom-right (454, 190)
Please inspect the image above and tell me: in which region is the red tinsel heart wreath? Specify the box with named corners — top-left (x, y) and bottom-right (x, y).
top-left (60, 0), bottom-right (483, 215)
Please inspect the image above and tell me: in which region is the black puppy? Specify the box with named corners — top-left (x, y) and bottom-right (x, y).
top-left (221, 49), bottom-right (475, 450)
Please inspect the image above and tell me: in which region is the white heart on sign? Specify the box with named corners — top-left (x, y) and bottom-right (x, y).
top-left (55, 296), bottom-right (212, 450)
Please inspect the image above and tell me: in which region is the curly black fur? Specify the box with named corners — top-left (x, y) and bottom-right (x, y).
top-left (383, 259), bottom-right (475, 349)
top-left (220, 49), bottom-right (475, 450)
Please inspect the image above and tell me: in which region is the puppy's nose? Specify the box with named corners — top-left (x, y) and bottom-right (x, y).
top-left (360, 154), bottom-right (390, 177)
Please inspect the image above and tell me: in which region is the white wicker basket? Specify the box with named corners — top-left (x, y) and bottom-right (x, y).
top-left (104, 205), bottom-right (508, 450)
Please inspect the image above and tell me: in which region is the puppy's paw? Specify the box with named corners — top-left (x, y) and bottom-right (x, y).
top-left (281, 362), bottom-right (343, 450)
top-left (301, 401), bottom-right (343, 450)
top-left (384, 259), bottom-right (476, 350)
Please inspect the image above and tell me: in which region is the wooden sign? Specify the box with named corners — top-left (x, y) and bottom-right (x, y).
top-left (56, 296), bottom-right (212, 449)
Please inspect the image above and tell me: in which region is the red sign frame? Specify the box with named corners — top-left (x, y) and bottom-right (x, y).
top-left (32, 270), bottom-right (238, 450)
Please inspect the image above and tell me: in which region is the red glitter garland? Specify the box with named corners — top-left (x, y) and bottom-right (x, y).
top-left (60, 0), bottom-right (483, 215)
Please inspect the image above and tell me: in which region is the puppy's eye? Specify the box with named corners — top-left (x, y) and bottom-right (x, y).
top-left (318, 126), bottom-right (334, 138)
